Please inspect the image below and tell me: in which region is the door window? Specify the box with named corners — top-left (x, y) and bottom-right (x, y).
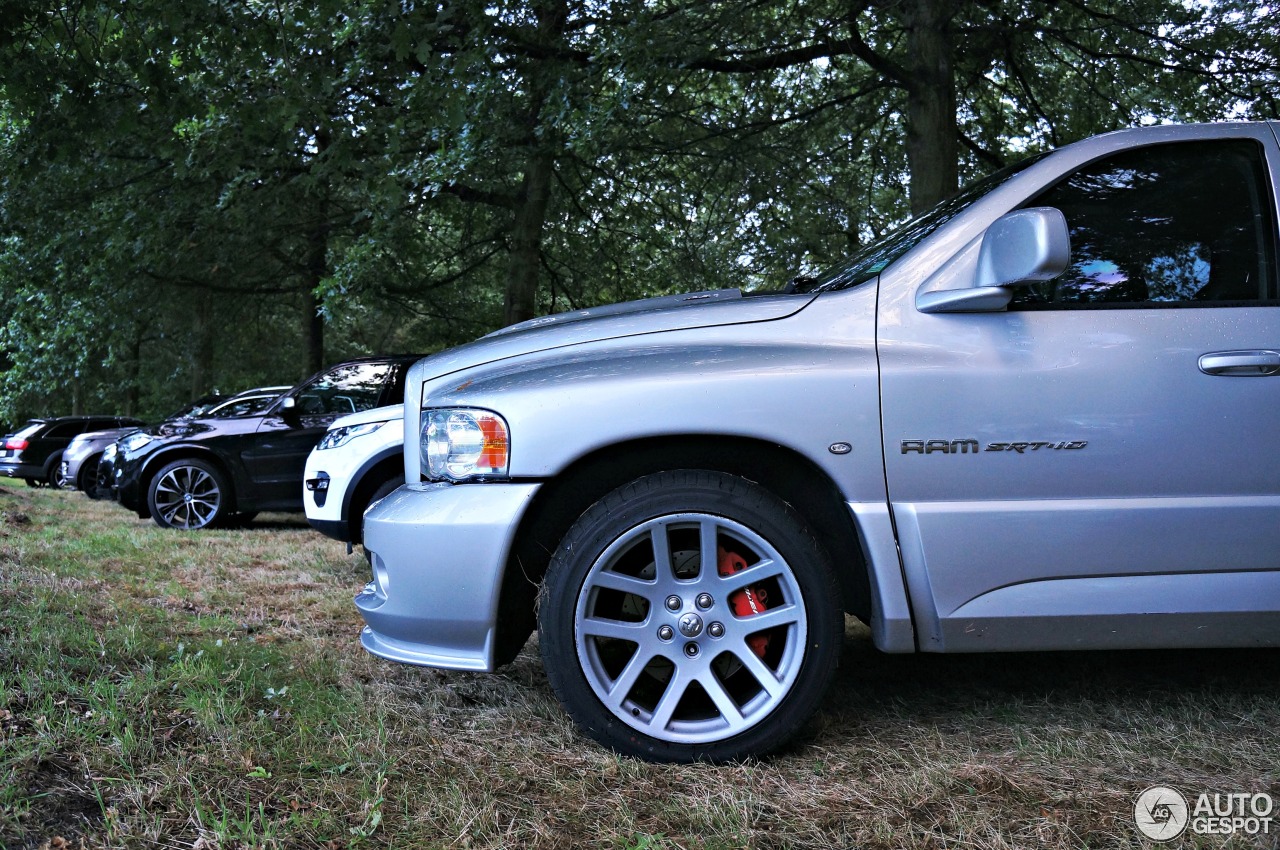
top-left (1011, 140), bottom-right (1278, 307)
top-left (293, 362), bottom-right (392, 416)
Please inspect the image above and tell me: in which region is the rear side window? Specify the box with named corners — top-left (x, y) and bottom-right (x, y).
top-left (14, 422), bottom-right (44, 440)
top-left (45, 421), bottom-right (84, 438)
top-left (1011, 140), bottom-right (1278, 308)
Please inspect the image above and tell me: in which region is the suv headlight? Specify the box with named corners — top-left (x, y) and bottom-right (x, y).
top-left (317, 420), bottom-right (386, 451)
top-left (422, 409), bottom-right (509, 481)
top-left (119, 432), bottom-right (152, 453)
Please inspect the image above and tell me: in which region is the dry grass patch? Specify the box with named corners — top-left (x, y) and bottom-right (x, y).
top-left (1, 486), bottom-right (1277, 849)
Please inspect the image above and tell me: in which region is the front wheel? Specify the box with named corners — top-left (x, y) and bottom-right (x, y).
top-left (78, 453), bottom-right (105, 498)
top-left (538, 470), bottom-right (843, 763)
top-left (147, 459), bottom-right (230, 530)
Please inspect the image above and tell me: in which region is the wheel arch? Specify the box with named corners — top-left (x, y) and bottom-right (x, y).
top-left (42, 450), bottom-right (65, 482)
top-left (492, 434), bottom-right (872, 666)
top-left (139, 448), bottom-right (240, 516)
top-left (76, 451), bottom-right (104, 491)
top-left (342, 448), bottom-right (404, 545)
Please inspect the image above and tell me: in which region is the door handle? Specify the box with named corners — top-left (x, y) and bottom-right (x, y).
top-left (1198, 350), bottom-right (1280, 376)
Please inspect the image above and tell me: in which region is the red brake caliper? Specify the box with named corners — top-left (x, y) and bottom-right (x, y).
top-left (716, 545), bottom-right (771, 658)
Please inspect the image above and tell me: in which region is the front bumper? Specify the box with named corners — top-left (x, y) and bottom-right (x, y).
top-left (307, 516), bottom-right (346, 541)
top-left (103, 454), bottom-right (145, 511)
top-left (62, 452), bottom-right (91, 488)
top-left (356, 480), bottom-right (540, 672)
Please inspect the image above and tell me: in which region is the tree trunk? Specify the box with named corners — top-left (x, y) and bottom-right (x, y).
top-left (123, 329), bottom-right (141, 416)
top-left (304, 287), bottom-right (324, 375)
top-left (501, 0), bottom-right (567, 327)
top-left (302, 129), bottom-right (330, 374)
top-left (190, 288), bottom-right (215, 397)
top-left (503, 148), bottom-right (556, 326)
top-left (71, 370), bottom-right (83, 416)
top-left (902, 0), bottom-right (958, 215)
top-left (303, 222), bottom-right (327, 375)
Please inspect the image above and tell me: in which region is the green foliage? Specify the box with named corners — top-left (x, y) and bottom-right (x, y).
top-left (1, 0), bottom-right (1276, 423)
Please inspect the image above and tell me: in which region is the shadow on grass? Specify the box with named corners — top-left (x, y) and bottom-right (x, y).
top-left (820, 624), bottom-right (1280, 732)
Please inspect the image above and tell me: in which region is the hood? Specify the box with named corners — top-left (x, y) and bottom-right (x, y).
top-left (328, 404), bottom-right (404, 430)
top-left (152, 419), bottom-right (213, 439)
top-left (76, 427), bottom-right (140, 442)
top-left (484, 288), bottom-right (749, 338)
top-left (409, 288), bottom-right (816, 389)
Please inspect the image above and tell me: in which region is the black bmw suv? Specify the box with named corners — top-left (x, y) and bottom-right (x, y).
top-left (102, 355), bottom-right (423, 530)
top-left (1, 415), bottom-right (145, 487)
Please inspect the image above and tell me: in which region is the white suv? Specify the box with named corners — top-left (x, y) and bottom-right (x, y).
top-left (304, 404), bottom-right (404, 549)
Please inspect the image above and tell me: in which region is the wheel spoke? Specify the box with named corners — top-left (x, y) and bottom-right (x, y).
top-left (649, 522), bottom-right (674, 583)
top-left (605, 646), bottom-right (653, 705)
top-left (731, 645), bottom-right (785, 698)
top-left (717, 557), bottom-right (783, 595)
top-left (155, 479), bottom-right (181, 497)
top-left (648, 666), bottom-right (690, 732)
top-left (699, 518), bottom-right (718, 580)
top-left (580, 616), bottom-right (648, 641)
top-left (591, 570), bottom-right (654, 596)
top-left (732, 602), bottom-right (801, 633)
top-left (698, 671), bottom-right (744, 726)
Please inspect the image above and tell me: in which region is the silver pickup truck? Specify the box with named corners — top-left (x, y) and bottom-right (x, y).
top-left (356, 121), bottom-right (1280, 762)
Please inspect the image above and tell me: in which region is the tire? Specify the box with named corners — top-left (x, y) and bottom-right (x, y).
top-left (360, 476), bottom-right (403, 561)
top-left (78, 453), bottom-right (105, 498)
top-left (538, 470), bottom-right (843, 763)
top-left (147, 458), bottom-right (230, 530)
top-left (94, 458), bottom-right (114, 499)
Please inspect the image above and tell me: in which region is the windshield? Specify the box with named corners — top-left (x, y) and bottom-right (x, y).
top-left (164, 394), bottom-right (223, 421)
top-left (207, 393), bottom-right (280, 418)
top-left (808, 152), bottom-right (1050, 293)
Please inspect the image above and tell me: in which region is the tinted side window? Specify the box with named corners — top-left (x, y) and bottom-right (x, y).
top-left (295, 362), bottom-right (392, 416)
top-left (1011, 140), bottom-right (1278, 308)
top-left (46, 422), bottom-right (84, 438)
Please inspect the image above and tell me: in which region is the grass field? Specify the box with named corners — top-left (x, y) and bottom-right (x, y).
top-left (1, 485), bottom-right (1277, 849)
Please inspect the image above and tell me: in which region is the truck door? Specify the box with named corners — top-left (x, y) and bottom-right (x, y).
top-left (878, 131), bottom-right (1280, 651)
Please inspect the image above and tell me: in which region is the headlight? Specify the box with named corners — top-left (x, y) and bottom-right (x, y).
top-left (422, 409), bottom-right (509, 481)
top-left (119, 432), bottom-right (152, 453)
top-left (317, 420), bottom-right (386, 451)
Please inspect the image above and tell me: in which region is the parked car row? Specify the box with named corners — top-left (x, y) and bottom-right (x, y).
top-left (1, 415), bottom-right (146, 488)
top-left (32, 358), bottom-right (419, 549)
top-left (54, 386), bottom-right (294, 499)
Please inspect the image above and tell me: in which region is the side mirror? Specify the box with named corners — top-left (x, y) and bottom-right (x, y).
top-left (918, 207), bottom-right (1071, 313)
top-left (279, 396), bottom-right (301, 427)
